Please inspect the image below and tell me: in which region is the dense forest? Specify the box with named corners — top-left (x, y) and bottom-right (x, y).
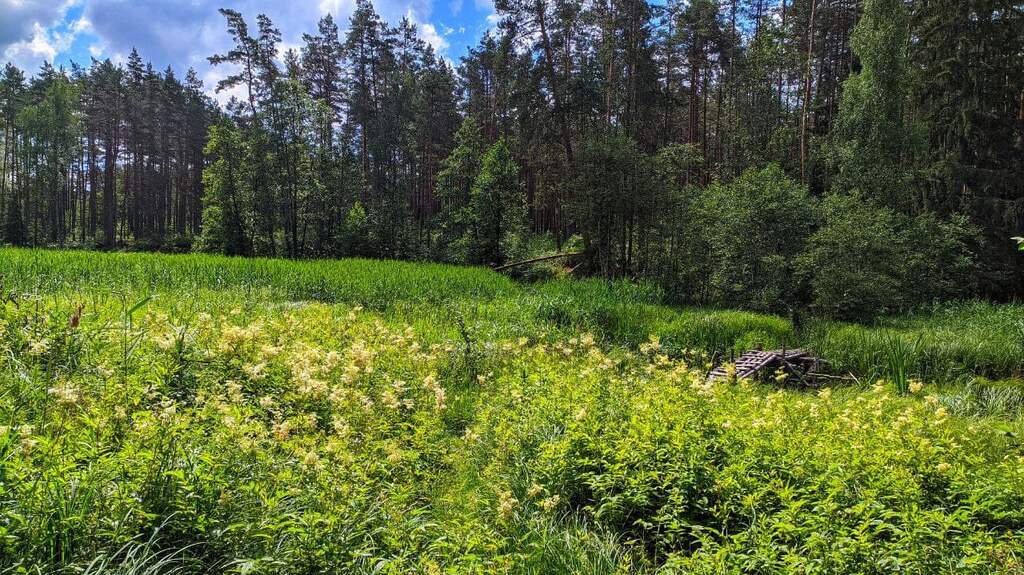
top-left (1, 0), bottom-right (1022, 319)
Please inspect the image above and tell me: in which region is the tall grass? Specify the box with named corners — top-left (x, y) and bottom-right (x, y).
top-left (0, 247), bottom-right (515, 307)
top-left (4, 248), bottom-right (1023, 382)
top-left (883, 332), bottom-right (922, 394)
top-left (807, 302), bottom-right (1024, 383)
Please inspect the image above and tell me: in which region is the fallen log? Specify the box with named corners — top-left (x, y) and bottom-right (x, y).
top-left (493, 252), bottom-right (583, 272)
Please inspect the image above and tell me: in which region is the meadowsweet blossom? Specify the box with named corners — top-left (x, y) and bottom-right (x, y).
top-left (47, 382), bottom-right (80, 406)
top-left (496, 490), bottom-right (517, 519)
top-left (27, 338), bottom-right (49, 355)
top-left (640, 335), bottom-right (661, 355)
top-left (273, 420), bottom-right (292, 441)
top-left (423, 374), bottom-right (446, 410)
top-left (540, 495), bottom-right (560, 512)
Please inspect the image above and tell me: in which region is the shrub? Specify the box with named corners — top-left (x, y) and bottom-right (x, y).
top-left (799, 195), bottom-right (978, 321)
top-left (696, 164), bottom-right (816, 313)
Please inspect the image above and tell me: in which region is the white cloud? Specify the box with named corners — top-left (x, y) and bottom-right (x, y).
top-left (3, 19), bottom-right (81, 71)
top-left (0, 0), bottom-right (83, 70)
top-left (405, 8), bottom-right (448, 56)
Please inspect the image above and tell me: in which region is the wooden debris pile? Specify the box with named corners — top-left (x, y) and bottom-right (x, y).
top-left (707, 348), bottom-right (825, 386)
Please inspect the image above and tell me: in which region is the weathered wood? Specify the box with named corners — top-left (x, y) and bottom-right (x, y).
top-left (707, 348), bottom-right (818, 383)
top-left (492, 252), bottom-right (583, 272)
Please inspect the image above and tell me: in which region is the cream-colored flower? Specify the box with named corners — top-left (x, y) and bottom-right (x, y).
top-left (496, 490), bottom-right (518, 519)
top-left (48, 382), bottom-right (81, 406)
top-left (27, 338), bottom-right (49, 355)
top-left (539, 495), bottom-right (560, 512)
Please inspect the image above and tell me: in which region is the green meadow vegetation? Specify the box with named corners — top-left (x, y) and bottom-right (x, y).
top-left (1, 248), bottom-right (1023, 573)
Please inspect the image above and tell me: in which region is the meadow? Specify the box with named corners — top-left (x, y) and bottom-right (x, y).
top-left (1, 248), bottom-right (1023, 573)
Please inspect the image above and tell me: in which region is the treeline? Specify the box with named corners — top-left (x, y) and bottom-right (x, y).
top-left (0, 56), bottom-right (215, 249)
top-left (1, 0), bottom-right (1022, 319)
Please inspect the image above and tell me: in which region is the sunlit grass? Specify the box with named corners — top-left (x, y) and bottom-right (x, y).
top-left (2, 248), bottom-right (1024, 572)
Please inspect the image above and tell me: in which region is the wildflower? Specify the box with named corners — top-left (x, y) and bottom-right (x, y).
top-left (48, 382), bottom-right (81, 406)
top-left (496, 490), bottom-right (518, 519)
top-left (20, 432), bottom-right (38, 453)
top-left (580, 333), bottom-right (595, 348)
top-left (936, 462), bottom-right (951, 473)
top-left (159, 402), bottom-right (177, 422)
top-left (909, 380), bottom-right (924, 394)
top-left (423, 374), bottom-right (446, 410)
top-left (540, 495), bottom-right (560, 512)
top-left (27, 338), bottom-right (49, 356)
top-left (463, 427), bottom-right (480, 443)
top-left (817, 388), bottom-right (833, 401)
top-left (379, 389), bottom-right (399, 410)
top-left (527, 483), bottom-right (544, 498)
top-left (303, 450), bottom-right (321, 468)
top-left (153, 332), bottom-right (177, 351)
top-left (332, 417), bottom-right (351, 438)
top-left (243, 362), bottom-right (267, 381)
top-left (640, 335), bottom-right (661, 355)
top-left (272, 420), bottom-right (292, 441)
top-left (259, 396), bottom-right (275, 409)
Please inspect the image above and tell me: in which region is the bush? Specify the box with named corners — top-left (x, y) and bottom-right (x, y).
top-left (696, 164), bottom-right (816, 313)
top-left (798, 195), bottom-right (977, 321)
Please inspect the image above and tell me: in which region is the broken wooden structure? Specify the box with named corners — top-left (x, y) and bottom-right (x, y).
top-left (707, 348), bottom-right (825, 387)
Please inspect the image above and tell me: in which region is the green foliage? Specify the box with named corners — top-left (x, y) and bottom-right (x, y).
top-left (697, 164), bottom-right (815, 313)
top-left (4, 249), bottom-right (1024, 573)
top-left (573, 135), bottom-right (658, 277)
top-left (198, 121), bottom-right (252, 256)
top-left (799, 195), bottom-right (978, 321)
top-left (342, 201), bottom-right (372, 257)
top-left (828, 0), bottom-right (921, 209)
top-left (470, 137), bottom-right (527, 266)
top-left (434, 118), bottom-right (486, 264)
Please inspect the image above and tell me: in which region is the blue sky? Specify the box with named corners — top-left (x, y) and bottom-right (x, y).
top-left (1, 0), bottom-right (499, 101)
